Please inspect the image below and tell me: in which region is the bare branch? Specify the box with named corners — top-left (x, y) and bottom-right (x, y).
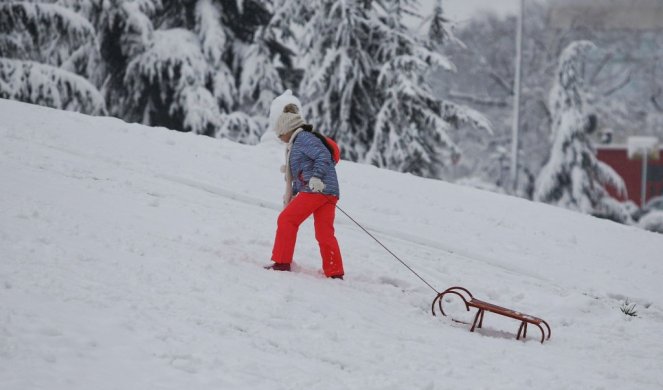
top-left (448, 91), bottom-right (509, 107)
top-left (652, 88), bottom-right (663, 112)
top-left (603, 69), bottom-right (632, 97)
top-left (488, 72), bottom-right (514, 95)
top-left (590, 53), bottom-right (613, 84)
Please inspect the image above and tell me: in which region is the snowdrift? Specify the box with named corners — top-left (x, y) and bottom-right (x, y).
top-left (1, 99), bottom-right (662, 389)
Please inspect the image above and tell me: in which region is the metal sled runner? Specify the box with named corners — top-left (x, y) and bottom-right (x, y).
top-left (432, 287), bottom-right (551, 343)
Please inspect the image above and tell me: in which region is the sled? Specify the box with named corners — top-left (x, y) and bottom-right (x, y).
top-left (432, 286), bottom-right (551, 344)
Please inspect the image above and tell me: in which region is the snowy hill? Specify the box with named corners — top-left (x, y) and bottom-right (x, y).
top-left (1, 99), bottom-right (662, 389)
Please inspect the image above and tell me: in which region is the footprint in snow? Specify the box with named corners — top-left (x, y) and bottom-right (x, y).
top-left (378, 276), bottom-right (411, 290)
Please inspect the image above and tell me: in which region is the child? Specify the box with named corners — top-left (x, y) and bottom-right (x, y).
top-left (265, 93), bottom-right (344, 279)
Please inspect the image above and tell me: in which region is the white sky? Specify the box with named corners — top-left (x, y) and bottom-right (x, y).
top-left (422, 0), bottom-right (520, 23)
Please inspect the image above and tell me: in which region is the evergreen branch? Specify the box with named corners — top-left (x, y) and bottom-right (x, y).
top-left (0, 57), bottom-right (105, 115)
top-left (0, 2), bottom-right (96, 64)
top-left (602, 69), bottom-right (632, 97)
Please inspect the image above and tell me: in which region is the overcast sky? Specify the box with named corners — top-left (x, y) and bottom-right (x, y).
top-left (425, 0), bottom-right (520, 23)
top-left (404, 0), bottom-right (520, 32)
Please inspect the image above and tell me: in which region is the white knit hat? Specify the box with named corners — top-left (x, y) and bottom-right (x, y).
top-left (269, 90), bottom-right (305, 133)
top-left (273, 105), bottom-right (306, 136)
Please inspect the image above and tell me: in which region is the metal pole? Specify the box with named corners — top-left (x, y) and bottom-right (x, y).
top-left (510, 0), bottom-right (524, 192)
top-left (641, 152), bottom-right (648, 207)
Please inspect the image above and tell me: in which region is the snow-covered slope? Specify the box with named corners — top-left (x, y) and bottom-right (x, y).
top-left (1, 99), bottom-right (662, 389)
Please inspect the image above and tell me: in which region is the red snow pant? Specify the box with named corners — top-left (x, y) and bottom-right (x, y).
top-left (271, 192), bottom-right (344, 277)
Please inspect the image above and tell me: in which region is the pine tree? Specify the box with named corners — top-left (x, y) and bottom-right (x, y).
top-left (123, 27), bottom-right (221, 135)
top-left (1, 0), bottom-right (293, 142)
top-left (0, 58), bottom-right (105, 114)
top-left (298, 0), bottom-right (490, 176)
top-left (298, 0), bottom-right (375, 161)
top-left (535, 41), bottom-right (627, 217)
top-left (0, 1), bottom-right (96, 64)
top-left (367, 0), bottom-right (491, 177)
top-left (367, 0), bottom-right (457, 175)
top-left (92, 0), bottom-right (160, 119)
top-left (0, 1), bottom-right (105, 114)
top-left (118, 0), bottom-right (290, 142)
top-left (427, 0), bottom-right (452, 49)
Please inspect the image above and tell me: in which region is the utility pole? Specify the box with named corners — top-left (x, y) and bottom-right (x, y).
top-left (641, 152), bottom-right (649, 207)
top-left (510, 0), bottom-right (524, 192)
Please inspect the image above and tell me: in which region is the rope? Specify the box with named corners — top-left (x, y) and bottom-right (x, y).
top-left (334, 203), bottom-right (440, 294)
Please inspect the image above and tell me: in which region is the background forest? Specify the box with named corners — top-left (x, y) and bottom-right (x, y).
top-left (2, 0), bottom-right (663, 229)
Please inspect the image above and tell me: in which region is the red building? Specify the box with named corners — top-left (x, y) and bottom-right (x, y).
top-left (596, 144), bottom-right (663, 206)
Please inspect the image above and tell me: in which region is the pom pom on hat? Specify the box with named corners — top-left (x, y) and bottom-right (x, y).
top-left (274, 105), bottom-right (306, 136)
top-left (283, 103), bottom-right (299, 114)
top-left (269, 90), bottom-right (304, 133)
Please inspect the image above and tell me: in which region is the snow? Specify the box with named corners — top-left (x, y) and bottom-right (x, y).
top-left (1, 99), bottom-right (663, 389)
top-left (638, 211), bottom-right (663, 233)
top-left (627, 136), bottom-right (660, 159)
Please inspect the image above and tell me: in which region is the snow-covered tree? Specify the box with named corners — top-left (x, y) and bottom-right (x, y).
top-left (207, 0), bottom-right (291, 141)
top-left (367, 5), bottom-right (455, 175)
top-left (427, 0), bottom-right (456, 49)
top-left (89, 0), bottom-right (158, 122)
top-left (435, 0), bottom-right (663, 195)
top-left (298, 0), bottom-right (375, 160)
top-left (535, 41), bottom-right (627, 216)
top-left (367, 0), bottom-right (491, 177)
top-left (299, 0), bottom-right (491, 176)
top-left (123, 28), bottom-right (221, 135)
top-left (0, 1), bottom-right (104, 114)
top-left (1, 0), bottom-right (293, 141)
top-left (238, 26), bottom-right (288, 122)
top-left (0, 58), bottom-right (105, 114)
top-left (119, 0), bottom-right (290, 141)
top-left (0, 1), bottom-right (96, 64)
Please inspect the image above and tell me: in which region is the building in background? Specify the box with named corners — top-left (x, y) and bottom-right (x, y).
top-left (597, 137), bottom-right (663, 206)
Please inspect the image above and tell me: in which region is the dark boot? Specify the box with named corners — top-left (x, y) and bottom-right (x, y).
top-left (329, 275), bottom-right (344, 280)
top-left (264, 262), bottom-right (291, 272)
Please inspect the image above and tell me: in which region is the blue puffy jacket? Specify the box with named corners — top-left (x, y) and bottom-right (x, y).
top-left (289, 131), bottom-right (340, 198)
